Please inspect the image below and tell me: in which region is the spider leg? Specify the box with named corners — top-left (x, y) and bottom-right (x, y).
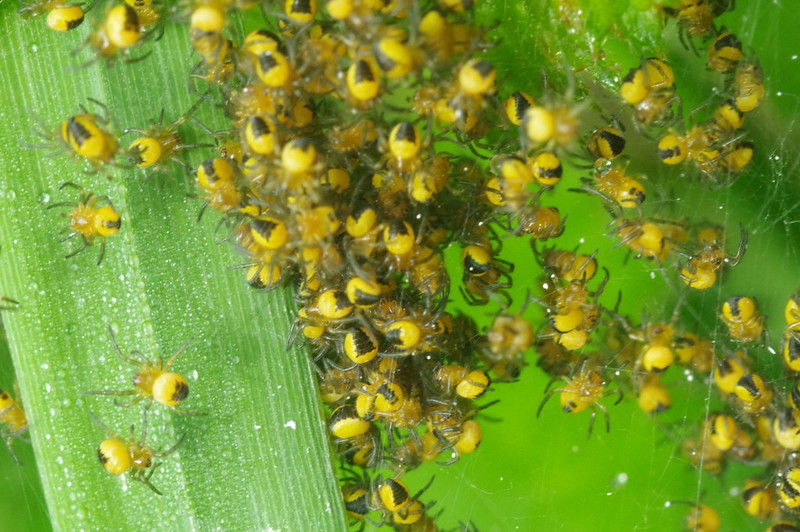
top-left (64, 239), bottom-right (88, 259)
top-left (108, 328), bottom-right (148, 367)
top-left (168, 405), bottom-right (206, 417)
top-left (586, 408), bottom-right (598, 439)
top-left (536, 387), bottom-right (561, 418)
top-left (153, 433), bottom-right (186, 458)
top-left (139, 465), bottom-right (164, 495)
top-left (163, 338), bottom-right (193, 370)
top-left (96, 239), bottom-right (106, 265)
top-left (84, 389), bottom-right (139, 397)
top-left (115, 394), bottom-right (148, 409)
top-left (596, 402), bottom-right (612, 435)
top-left (3, 436), bottom-right (22, 466)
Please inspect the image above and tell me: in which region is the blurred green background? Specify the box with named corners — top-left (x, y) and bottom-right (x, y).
top-left (2, 0), bottom-right (800, 530)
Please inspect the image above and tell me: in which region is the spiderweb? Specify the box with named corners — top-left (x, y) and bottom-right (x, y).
top-left (0, 0), bottom-right (798, 530)
top-left (402, 0), bottom-right (800, 530)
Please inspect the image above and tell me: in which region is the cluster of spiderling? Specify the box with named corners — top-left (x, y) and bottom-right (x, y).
top-left (608, 29), bottom-right (761, 293)
top-left (654, 37), bottom-right (761, 182)
top-left (83, 327), bottom-right (203, 495)
top-left (12, 0), bottom-right (796, 528)
top-left (647, 291), bottom-right (800, 532)
top-left (184, 1), bottom-right (771, 527)
top-left (183, 3), bottom-right (509, 525)
top-left (0, 256), bottom-right (200, 493)
top-left (17, 0), bottom-right (163, 66)
top-left (36, 93), bottom-right (210, 262)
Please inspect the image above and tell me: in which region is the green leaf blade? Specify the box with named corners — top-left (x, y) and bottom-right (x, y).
top-left (0, 10), bottom-right (346, 531)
